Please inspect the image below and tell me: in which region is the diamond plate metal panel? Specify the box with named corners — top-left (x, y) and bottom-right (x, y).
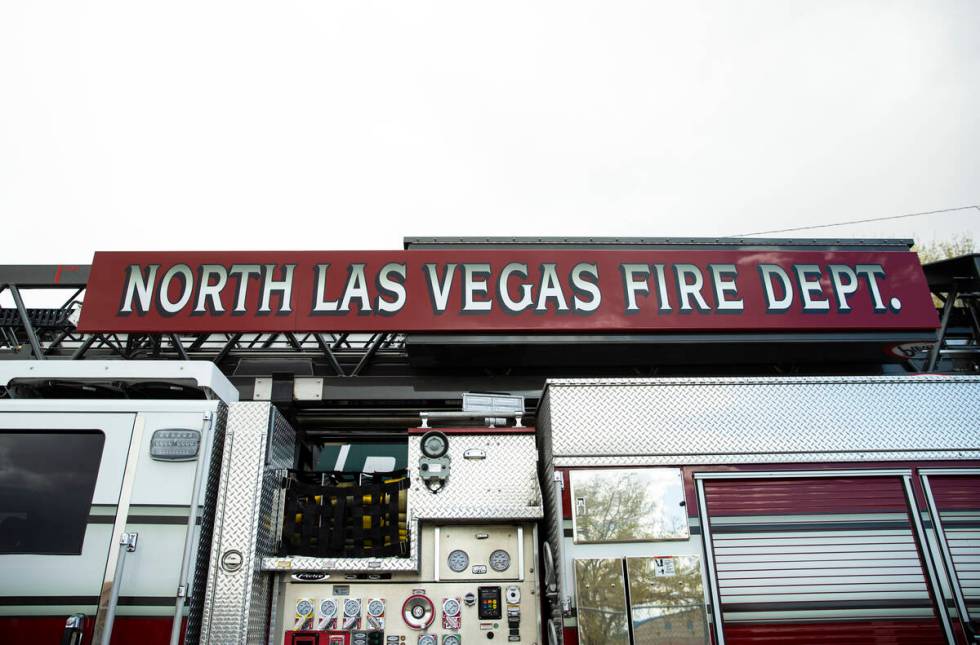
top-left (186, 402), bottom-right (228, 645)
top-left (409, 433), bottom-right (543, 521)
top-left (536, 394), bottom-right (566, 644)
top-left (200, 402), bottom-right (296, 645)
top-left (544, 376), bottom-right (980, 463)
top-left (248, 407), bottom-right (294, 642)
top-left (262, 433), bottom-right (543, 573)
top-left (261, 528), bottom-right (419, 573)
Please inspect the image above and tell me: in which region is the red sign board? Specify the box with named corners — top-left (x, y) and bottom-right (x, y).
top-left (76, 250), bottom-right (939, 333)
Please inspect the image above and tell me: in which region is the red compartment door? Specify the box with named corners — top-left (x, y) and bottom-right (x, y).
top-left (700, 474), bottom-right (950, 645)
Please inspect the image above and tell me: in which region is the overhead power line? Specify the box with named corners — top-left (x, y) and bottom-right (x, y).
top-left (734, 205), bottom-right (980, 237)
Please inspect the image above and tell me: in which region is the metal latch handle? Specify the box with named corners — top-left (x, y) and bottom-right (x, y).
top-left (61, 613), bottom-right (85, 645)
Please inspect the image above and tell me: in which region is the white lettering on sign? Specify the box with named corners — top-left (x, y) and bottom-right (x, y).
top-left (463, 264), bottom-right (493, 312)
top-left (229, 264), bottom-right (262, 313)
top-left (196, 264), bottom-right (228, 314)
top-left (571, 262), bottom-right (601, 312)
top-left (674, 264), bottom-right (710, 312)
top-left (377, 262), bottom-right (407, 314)
top-left (857, 264), bottom-right (889, 311)
top-left (120, 264), bottom-right (158, 314)
top-left (424, 263), bottom-right (457, 313)
top-left (711, 263), bottom-right (743, 311)
top-left (795, 264), bottom-right (831, 312)
top-left (112, 258), bottom-right (907, 320)
top-left (159, 264), bottom-right (194, 314)
top-left (314, 263), bottom-right (408, 315)
top-left (258, 264), bottom-right (295, 314)
top-left (499, 262), bottom-right (533, 312)
top-left (621, 264), bottom-right (650, 313)
top-left (759, 264), bottom-right (793, 311)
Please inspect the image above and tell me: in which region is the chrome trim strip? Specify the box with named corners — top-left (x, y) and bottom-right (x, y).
top-left (919, 468), bottom-right (980, 476)
top-left (901, 475), bottom-right (955, 644)
top-left (170, 411), bottom-right (214, 645)
top-left (266, 574), bottom-right (285, 645)
top-left (554, 472), bottom-right (573, 617)
top-left (433, 526), bottom-right (441, 583)
top-left (517, 525), bottom-right (525, 583)
top-left (91, 413), bottom-right (145, 645)
top-left (694, 469), bottom-right (912, 480)
top-left (99, 532), bottom-right (139, 645)
top-left (569, 474), bottom-right (579, 547)
top-left (532, 523), bottom-right (542, 643)
top-left (921, 474), bottom-right (972, 631)
top-left (695, 478), bottom-right (726, 645)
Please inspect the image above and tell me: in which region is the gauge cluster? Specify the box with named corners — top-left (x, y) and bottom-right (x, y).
top-left (438, 525), bottom-right (520, 581)
top-left (444, 547), bottom-right (511, 577)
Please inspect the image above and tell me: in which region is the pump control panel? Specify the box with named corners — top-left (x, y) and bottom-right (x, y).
top-left (283, 580), bottom-right (536, 644)
top-left (279, 523), bottom-right (538, 645)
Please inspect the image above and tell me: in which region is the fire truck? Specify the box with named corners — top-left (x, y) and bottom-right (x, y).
top-left (0, 238), bottom-right (978, 645)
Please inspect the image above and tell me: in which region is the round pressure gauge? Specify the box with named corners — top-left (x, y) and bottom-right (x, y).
top-left (420, 431), bottom-right (449, 458)
top-left (296, 599), bottom-right (314, 617)
top-left (447, 549), bottom-right (469, 573)
top-left (444, 636), bottom-right (461, 645)
top-left (489, 549), bottom-right (511, 572)
top-left (443, 597), bottom-right (461, 617)
top-left (319, 599), bottom-right (337, 618)
top-left (367, 599), bottom-right (385, 617)
top-left (402, 594), bottom-right (435, 630)
top-left (418, 636), bottom-right (437, 645)
top-left (344, 598), bottom-right (361, 618)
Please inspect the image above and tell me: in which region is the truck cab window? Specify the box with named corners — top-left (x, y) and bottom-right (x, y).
top-left (0, 431), bottom-right (104, 555)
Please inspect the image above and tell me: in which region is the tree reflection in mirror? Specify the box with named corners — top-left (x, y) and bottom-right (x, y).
top-left (573, 558), bottom-right (630, 645)
top-left (571, 468), bottom-right (690, 543)
top-left (627, 556), bottom-right (708, 645)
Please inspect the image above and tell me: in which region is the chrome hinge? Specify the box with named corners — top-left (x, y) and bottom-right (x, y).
top-left (120, 532), bottom-right (139, 552)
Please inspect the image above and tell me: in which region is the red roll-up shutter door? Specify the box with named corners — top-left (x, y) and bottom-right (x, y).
top-left (701, 475), bottom-right (948, 645)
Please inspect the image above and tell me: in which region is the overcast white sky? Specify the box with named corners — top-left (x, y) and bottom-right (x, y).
top-left (1, 1), bottom-right (978, 265)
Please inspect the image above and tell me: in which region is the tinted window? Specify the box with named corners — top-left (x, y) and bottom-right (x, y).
top-left (315, 442), bottom-right (407, 473)
top-left (0, 431), bottom-right (105, 554)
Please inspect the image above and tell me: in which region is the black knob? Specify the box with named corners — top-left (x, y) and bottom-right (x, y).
top-left (487, 631), bottom-right (494, 639)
